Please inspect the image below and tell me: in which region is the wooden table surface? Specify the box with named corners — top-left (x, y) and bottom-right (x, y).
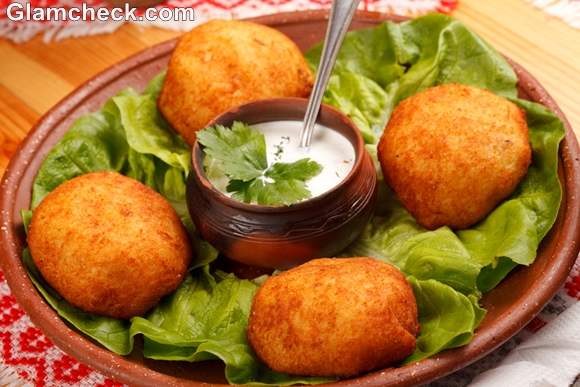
top-left (1, 0), bottom-right (579, 175)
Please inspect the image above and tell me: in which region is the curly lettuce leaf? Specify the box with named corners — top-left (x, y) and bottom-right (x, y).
top-left (321, 72), bottom-right (394, 143)
top-left (130, 269), bottom-right (332, 385)
top-left (30, 110), bottom-right (127, 208)
top-left (460, 99), bottom-right (565, 291)
top-left (306, 22), bottom-right (404, 89)
top-left (143, 71), bottom-right (166, 97)
top-left (31, 74), bottom-right (190, 208)
top-left (21, 245), bottom-right (219, 358)
top-left (306, 14), bottom-right (517, 144)
top-left (404, 277), bottom-right (485, 363)
top-left (114, 93), bottom-right (190, 172)
top-left (344, 186), bottom-right (481, 295)
top-left (394, 14), bottom-right (517, 101)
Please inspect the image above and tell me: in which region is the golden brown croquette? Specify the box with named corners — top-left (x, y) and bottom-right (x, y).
top-left (28, 172), bottom-right (191, 319)
top-left (248, 258), bottom-right (418, 377)
top-left (378, 84), bottom-right (532, 230)
top-left (159, 20), bottom-right (313, 144)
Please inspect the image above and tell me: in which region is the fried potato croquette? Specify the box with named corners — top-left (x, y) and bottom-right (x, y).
top-left (28, 172), bottom-right (191, 319)
top-left (248, 258), bottom-right (418, 377)
top-left (159, 20), bottom-right (313, 144)
top-left (378, 84), bottom-right (532, 230)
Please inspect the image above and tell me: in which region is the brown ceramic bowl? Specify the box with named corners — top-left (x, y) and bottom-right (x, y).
top-left (187, 98), bottom-right (377, 269)
top-left (0, 10), bottom-right (579, 387)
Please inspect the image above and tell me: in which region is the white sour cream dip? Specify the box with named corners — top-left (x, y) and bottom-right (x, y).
top-left (253, 120), bottom-right (355, 198)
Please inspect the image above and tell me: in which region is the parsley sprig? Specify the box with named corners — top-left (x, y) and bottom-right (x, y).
top-left (197, 122), bottom-right (323, 206)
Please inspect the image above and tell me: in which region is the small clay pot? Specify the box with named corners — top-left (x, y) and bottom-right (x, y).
top-left (186, 98), bottom-right (378, 269)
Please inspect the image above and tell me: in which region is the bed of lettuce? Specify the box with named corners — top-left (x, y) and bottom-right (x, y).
top-left (21, 14), bottom-right (564, 385)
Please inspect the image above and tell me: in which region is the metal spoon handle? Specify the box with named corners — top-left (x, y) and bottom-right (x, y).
top-left (299, 0), bottom-right (361, 149)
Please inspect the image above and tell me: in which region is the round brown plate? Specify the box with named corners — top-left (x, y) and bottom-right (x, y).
top-left (1, 10), bottom-right (579, 387)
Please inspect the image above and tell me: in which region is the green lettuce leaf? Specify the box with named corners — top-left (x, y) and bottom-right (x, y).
top-left (30, 111), bottom-right (127, 208)
top-left (306, 22), bottom-right (404, 89)
top-left (321, 72), bottom-right (394, 143)
top-left (114, 93), bottom-right (191, 172)
top-left (130, 269), bottom-right (332, 385)
top-left (306, 14), bottom-right (517, 144)
top-left (404, 277), bottom-right (485, 363)
top-left (460, 99), bottom-right (565, 291)
top-left (344, 186), bottom-right (481, 295)
top-left (143, 71), bottom-right (166, 97)
top-left (394, 14), bottom-right (517, 101)
top-left (31, 74), bottom-right (190, 207)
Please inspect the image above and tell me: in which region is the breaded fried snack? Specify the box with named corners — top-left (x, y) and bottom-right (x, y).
top-left (159, 20), bottom-right (313, 144)
top-left (378, 84), bottom-right (531, 230)
top-left (28, 172), bottom-right (191, 319)
top-left (248, 258), bottom-right (418, 377)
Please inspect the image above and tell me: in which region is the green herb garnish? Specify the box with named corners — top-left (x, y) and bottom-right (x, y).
top-left (197, 121), bottom-right (323, 206)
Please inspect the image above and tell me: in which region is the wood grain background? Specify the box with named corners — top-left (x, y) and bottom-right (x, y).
top-left (0, 0), bottom-right (578, 174)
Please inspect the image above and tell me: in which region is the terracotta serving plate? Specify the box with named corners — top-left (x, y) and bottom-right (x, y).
top-left (1, 10), bottom-right (579, 387)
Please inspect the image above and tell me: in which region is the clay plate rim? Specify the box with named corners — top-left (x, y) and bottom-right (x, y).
top-left (0, 10), bottom-right (579, 387)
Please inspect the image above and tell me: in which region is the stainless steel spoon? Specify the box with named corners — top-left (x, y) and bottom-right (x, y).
top-left (299, 0), bottom-right (361, 149)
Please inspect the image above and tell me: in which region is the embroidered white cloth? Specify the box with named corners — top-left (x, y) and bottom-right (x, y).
top-left (470, 302), bottom-right (580, 387)
top-left (527, 0), bottom-right (580, 29)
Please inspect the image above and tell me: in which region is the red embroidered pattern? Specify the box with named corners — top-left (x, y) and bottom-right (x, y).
top-left (0, 0), bottom-right (459, 43)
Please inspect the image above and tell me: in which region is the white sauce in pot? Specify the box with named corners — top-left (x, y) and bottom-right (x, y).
top-left (257, 120), bottom-right (355, 198)
top-left (211, 120), bottom-right (356, 200)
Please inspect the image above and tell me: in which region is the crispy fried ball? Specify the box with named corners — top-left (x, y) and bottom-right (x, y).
top-left (248, 258), bottom-right (418, 377)
top-left (159, 20), bottom-right (313, 144)
top-left (28, 172), bottom-right (191, 319)
top-left (378, 84), bottom-right (532, 230)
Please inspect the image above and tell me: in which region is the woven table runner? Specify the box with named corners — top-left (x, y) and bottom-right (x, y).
top-left (0, 0), bottom-right (457, 43)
